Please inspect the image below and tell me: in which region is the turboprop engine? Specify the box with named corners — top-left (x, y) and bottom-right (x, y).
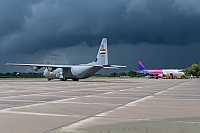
top-left (32, 66), bottom-right (40, 71)
top-left (47, 67), bottom-right (55, 72)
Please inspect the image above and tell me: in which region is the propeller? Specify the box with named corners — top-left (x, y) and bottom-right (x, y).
top-left (27, 67), bottom-right (34, 74)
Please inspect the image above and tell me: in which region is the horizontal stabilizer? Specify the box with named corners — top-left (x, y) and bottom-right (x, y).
top-left (103, 67), bottom-right (119, 69)
top-left (109, 65), bottom-right (127, 68)
top-left (103, 64), bottom-right (126, 69)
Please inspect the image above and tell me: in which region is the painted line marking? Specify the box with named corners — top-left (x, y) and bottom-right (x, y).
top-left (117, 107), bottom-right (127, 109)
top-left (103, 92), bottom-right (114, 94)
top-left (119, 89), bottom-right (128, 92)
top-left (125, 96), bottom-right (154, 106)
top-left (175, 121), bottom-right (200, 124)
top-left (58, 102), bottom-right (120, 106)
top-left (95, 112), bottom-right (108, 117)
top-left (0, 110), bottom-right (81, 117)
top-left (0, 90), bottom-right (68, 99)
top-left (59, 117), bottom-right (98, 132)
top-left (154, 91), bottom-right (168, 95)
top-left (93, 95), bottom-right (135, 99)
top-left (0, 98), bottom-right (46, 103)
top-left (0, 97), bottom-right (78, 111)
top-left (151, 97), bottom-right (200, 101)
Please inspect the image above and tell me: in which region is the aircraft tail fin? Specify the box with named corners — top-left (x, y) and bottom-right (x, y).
top-left (88, 38), bottom-right (108, 65)
top-left (87, 38), bottom-right (126, 69)
top-left (138, 61), bottom-right (147, 72)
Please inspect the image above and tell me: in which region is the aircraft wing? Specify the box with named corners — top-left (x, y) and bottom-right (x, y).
top-left (6, 63), bottom-right (126, 70)
top-left (5, 63), bottom-right (72, 69)
top-left (109, 65), bottom-right (127, 68)
top-left (92, 64), bottom-right (126, 69)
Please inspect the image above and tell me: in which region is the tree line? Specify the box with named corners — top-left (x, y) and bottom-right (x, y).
top-left (104, 71), bottom-right (141, 77)
top-left (0, 72), bottom-right (44, 78)
top-left (186, 64), bottom-right (200, 76)
top-left (0, 71), bottom-right (142, 78)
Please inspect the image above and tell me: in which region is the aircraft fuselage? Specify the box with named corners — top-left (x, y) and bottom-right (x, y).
top-left (141, 69), bottom-right (184, 78)
top-left (43, 65), bottom-right (102, 80)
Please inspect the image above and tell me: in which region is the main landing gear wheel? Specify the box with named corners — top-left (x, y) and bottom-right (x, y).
top-left (60, 77), bottom-right (67, 81)
top-left (170, 73), bottom-right (174, 79)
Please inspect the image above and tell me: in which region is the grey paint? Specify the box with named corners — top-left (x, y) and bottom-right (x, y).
top-left (6, 38), bottom-right (126, 80)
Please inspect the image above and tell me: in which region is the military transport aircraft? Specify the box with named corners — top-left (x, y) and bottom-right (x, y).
top-left (6, 38), bottom-right (126, 81)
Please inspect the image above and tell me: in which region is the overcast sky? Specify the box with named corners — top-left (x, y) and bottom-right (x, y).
top-left (0, 0), bottom-right (200, 73)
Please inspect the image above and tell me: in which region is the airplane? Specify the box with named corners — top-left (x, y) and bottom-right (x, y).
top-left (6, 38), bottom-right (126, 81)
top-left (137, 61), bottom-right (185, 79)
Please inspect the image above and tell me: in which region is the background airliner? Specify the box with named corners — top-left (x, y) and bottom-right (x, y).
top-left (138, 61), bottom-right (185, 79)
top-left (6, 38), bottom-right (126, 81)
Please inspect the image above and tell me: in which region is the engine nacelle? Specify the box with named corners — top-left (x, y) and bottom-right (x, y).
top-left (32, 66), bottom-right (40, 71)
top-left (47, 67), bottom-right (55, 72)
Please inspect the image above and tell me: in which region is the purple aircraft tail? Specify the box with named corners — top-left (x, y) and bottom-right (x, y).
top-left (138, 61), bottom-right (147, 72)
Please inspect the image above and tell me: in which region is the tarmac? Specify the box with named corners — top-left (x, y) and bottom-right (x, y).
top-left (0, 78), bottom-right (199, 133)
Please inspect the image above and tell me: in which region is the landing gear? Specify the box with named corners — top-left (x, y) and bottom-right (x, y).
top-left (60, 77), bottom-right (67, 81)
top-left (170, 73), bottom-right (174, 79)
top-left (72, 79), bottom-right (79, 81)
top-left (47, 78), bottom-right (52, 81)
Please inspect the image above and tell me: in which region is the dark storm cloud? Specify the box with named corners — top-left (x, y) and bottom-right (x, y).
top-left (0, 0), bottom-right (200, 72)
top-left (0, 0), bottom-right (200, 55)
top-left (0, 0), bottom-right (128, 54)
top-left (0, 0), bottom-right (41, 40)
top-left (125, 0), bottom-right (200, 45)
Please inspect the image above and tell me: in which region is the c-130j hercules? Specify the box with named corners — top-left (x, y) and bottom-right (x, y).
top-left (6, 38), bottom-right (126, 81)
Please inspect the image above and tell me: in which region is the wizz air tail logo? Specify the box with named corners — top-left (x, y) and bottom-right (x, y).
top-left (100, 45), bottom-right (106, 54)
